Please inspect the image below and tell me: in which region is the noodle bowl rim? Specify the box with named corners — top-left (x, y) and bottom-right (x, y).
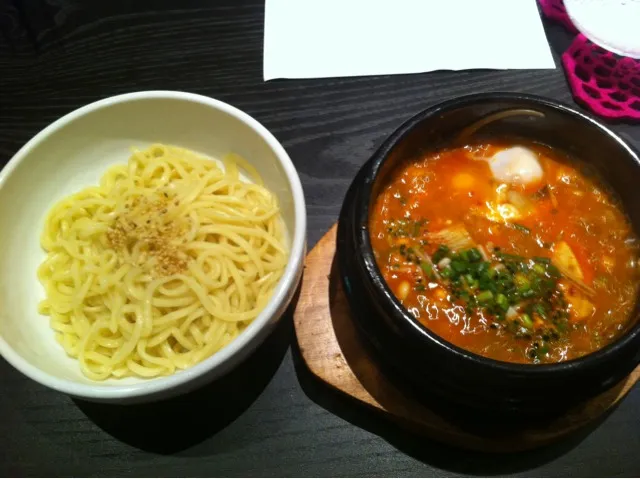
top-left (0, 91), bottom-right (306, 401)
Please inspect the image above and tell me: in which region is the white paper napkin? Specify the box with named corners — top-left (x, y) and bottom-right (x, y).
top-left (264, 0), bottom-right (556, 81)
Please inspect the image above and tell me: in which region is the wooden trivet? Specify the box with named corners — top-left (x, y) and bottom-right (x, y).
top-left (293, 224), bottom-right (640, 452)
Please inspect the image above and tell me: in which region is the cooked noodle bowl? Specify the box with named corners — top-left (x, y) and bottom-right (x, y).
top-left (37, 144), bottom-right (288, 380)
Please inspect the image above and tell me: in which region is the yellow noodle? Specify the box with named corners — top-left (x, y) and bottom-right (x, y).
top-left (37, 144), bottom-right (288, 380)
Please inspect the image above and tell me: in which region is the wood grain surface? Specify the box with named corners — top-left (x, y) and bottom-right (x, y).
top-left (294, 225), bottom-right (640, 454)
top-left (1, 0), bottom-right (639, 476)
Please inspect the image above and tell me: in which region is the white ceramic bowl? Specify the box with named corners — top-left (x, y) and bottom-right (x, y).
top-left (0, 91), bottom-right (306, 403)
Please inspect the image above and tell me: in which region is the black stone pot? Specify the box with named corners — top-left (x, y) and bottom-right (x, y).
top-left (337, 92), bottom-right (640, 418)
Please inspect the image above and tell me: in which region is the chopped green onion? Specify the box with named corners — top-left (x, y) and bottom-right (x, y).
top-left (533, 303), bottom-right (548, 319)
top-left (487, 266), bottom-right (498, 279)
top-left (420, 261), bottom-right (434, 279)
top-left (498, 252), bottom-right (524, 262)
top-left (496, 293), bottom-right (509, 311)
top-left (419, 243), bottom-right (568, 360)
top-left (547, 264), bottom-right (561, 278)
top-left (477, 290), bottom-right (494, 304)
top-left (475, 261), bottom-right (489, 275)
top-left (467, 248), bottom-right (482, 262)
top-left (440, 267), bottom-right (453, 279)
top-left (478, 278), bottom-right (491, 291)
top-left (451, 260), bottom-right (467, 273)
top-left (532, 263), bottom-right (546, 275)
top-left (432, 245), bottom-right (450, 264)
top-left (514, 273), bottom-right (530, 289)
top-left (533, 256), bottom-right (551, 265)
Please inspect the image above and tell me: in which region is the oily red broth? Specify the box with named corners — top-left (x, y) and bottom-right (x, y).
top-left (369, 141), bottom-right (640, 364)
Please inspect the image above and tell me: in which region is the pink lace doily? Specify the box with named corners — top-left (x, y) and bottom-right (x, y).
top-left (539, 0), bottom-right (640, 121)
top-left (562, 35), bottom-right (640, 120)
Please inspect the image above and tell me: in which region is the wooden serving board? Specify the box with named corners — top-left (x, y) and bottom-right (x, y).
top-left (293, 224), bottom-right (640, 453)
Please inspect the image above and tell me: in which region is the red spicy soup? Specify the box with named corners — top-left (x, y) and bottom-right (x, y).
top-left (369, 142), bottom-right (640, 364)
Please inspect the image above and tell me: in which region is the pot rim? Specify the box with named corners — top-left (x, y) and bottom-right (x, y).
top-left (353, 91), bottom-right (640, 376)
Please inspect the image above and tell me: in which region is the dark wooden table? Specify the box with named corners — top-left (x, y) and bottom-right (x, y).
top-left (1, 1), bottom-right (639, 476)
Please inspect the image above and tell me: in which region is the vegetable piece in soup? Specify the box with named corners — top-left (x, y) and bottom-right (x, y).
top-left (369, 142), bottom-right (640, 364)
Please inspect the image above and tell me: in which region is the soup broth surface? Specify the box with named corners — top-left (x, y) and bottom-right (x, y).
top-left (370, 142), bottom-right (640, 363)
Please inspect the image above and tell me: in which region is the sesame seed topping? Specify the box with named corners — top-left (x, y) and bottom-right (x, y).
top-left (106, 194), bottom-right (188, 276)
